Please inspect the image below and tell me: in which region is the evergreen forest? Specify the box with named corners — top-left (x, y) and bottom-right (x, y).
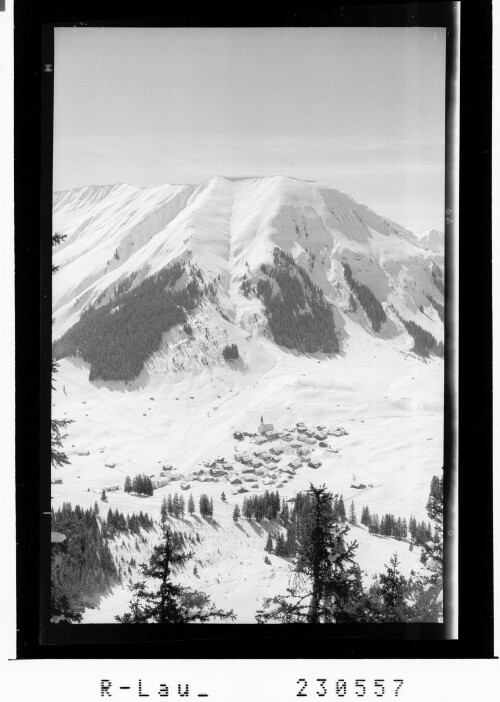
top-left (255, 248), bottom-right (339, 353)
top-left (53, 262), bottom-right (203, 381)
top-left (342, 262), bottom-right (387, 332)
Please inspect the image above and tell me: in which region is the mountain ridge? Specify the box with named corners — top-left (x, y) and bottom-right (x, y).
top-left (53, 176), bottom-right (444, 379)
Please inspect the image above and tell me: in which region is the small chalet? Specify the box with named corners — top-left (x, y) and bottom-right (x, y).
top-left (155, 478), bottom-right (170, 488)
top-left (265, 430), bottom-right (280, 440)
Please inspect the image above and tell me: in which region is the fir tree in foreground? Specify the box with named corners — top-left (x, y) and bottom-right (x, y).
top-left (256, 484), bottom-right (361, 623)
top-left (411, 473), bottom-right (444, 622)
top-left (367, 553), bottom-right (412, 622)
top-left (51, 234), bottom-right (74, 468)
top-left (115, 528), bottom-right (235, 624)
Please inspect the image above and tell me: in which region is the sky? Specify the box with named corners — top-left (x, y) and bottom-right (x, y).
top-left (54, 27), bottom-right (446, 234)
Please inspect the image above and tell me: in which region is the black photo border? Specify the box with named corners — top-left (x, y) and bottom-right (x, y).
top-left (14, 0), bottom-right (493, 659)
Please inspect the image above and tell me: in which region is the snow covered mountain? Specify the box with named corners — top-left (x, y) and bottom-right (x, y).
top-left (51, 176), bottom-right (445, 623)
top-left (419, 228), bottom-right (444, 255)
top-left (53, 176), bottom-right (444, 375)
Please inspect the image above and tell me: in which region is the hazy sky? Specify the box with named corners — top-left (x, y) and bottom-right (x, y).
top-left (54, 27), bottom-right (446, 234)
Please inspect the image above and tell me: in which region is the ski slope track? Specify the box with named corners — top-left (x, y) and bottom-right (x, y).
top-left (52, 176), bottom-right (445, 623)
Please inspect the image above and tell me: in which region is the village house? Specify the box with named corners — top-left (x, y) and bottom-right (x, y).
top-left (265, 430), bottom-right (280, 439)
top-left (269, 446), bottom-right (283, 455)
top-left (154, 478), bottom-right (170, 488)
top-left (210, 468), bottom-right (226, 477)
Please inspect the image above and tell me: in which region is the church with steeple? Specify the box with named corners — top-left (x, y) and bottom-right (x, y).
top-left (259, 415), bottom-right (274, 434)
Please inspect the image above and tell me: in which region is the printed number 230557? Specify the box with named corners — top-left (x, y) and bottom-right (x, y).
top-left (296, 679), bottom-right (404, 697)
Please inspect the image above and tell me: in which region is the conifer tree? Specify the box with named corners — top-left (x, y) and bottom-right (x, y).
top-left (349, 501), bottom-right (357, 525)
top-left (115, 528), bottom-right (235, 624)
top-left (337, 495), bottom-right (346, 521)
top-left (167, 494), bottom-right (174, 515)
top-left (51, 234), bottom-right (75, 469)
top-left (221, 491), bottom-right (226, 503)
top-left (232, 504), bottom-right (241, 522)
top-left (264, 533), bottom-right (273, 553)
top-left (160, 496), bottom-right (168, 526)
top-left (101, 489), bottom-right (107, 503)
top-left (369, 513), bottom-right (380, 534)
top-left (411, 474), bottom-right (444, 621)
top-left (256, 485), bottom-right (359, 623)
top-left (372, 553), bottom-right (412, 622)
top-left (285, 522), bottom-right (297, 558)
top-left (274, 532), bottom-right (287, 557)
top-left (124, 476), bottom-right (132, 493)
top-left (188, 493), bottom-right (195, 515)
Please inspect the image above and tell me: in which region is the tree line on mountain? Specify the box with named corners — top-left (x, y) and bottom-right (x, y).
top-left (254, 248), bottom-right (339, 354)
top-left (427, 294), bottom-right (444, 322)
top-left (53, 262), bottom-right (203, 382)
top-left (51, 502), bottom-right (118, 621)
top-left (431, 263), bottom-right (444, 294)
top-left (102, 507), bottom-right (154, 537)
top-left (400, 318), bottom-right (444, 358)
top-left (255, 475), bottom-right (443, 623)
top-left (342, 262), bottom-right (387, 332)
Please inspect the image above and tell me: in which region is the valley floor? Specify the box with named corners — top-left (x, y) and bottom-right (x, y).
top-left (52, 317), bottom-right (444, 623)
